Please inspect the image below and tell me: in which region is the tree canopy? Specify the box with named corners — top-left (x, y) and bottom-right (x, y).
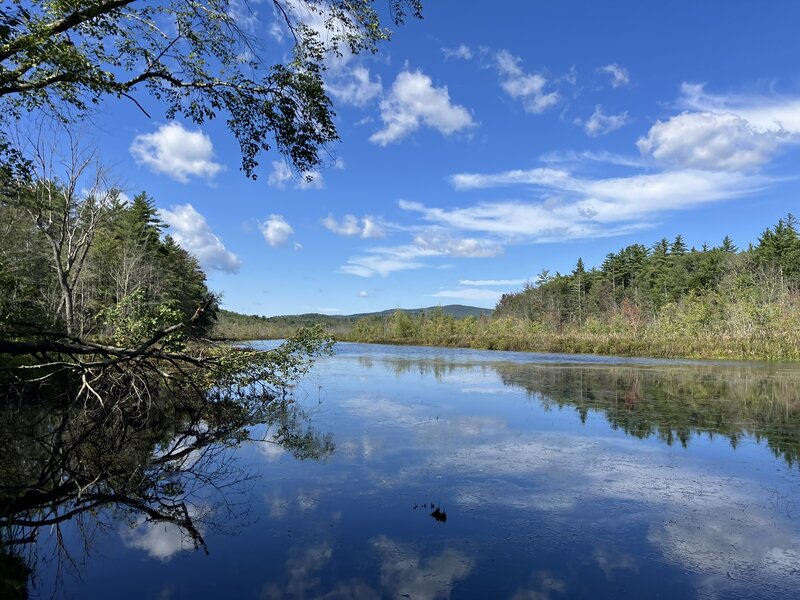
top-left (0, 0), bottom-right (422, 176)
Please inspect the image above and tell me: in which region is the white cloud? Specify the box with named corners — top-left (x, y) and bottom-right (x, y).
top-left (582, 105), bottom-right (629, 137)
top-left (260, 214), bottom-right (294, 247)
top-left (637, 85), bottom-right (800, 171)
top-left (442, 44), bottom-right (473, 61)
top-left (130, 122), bottom-right (223, 183)
top-left (358, 290), bottom-right (370, 298)
top-left (268, 161), bottom-right (324, 189)
top-left (598, 63), bottom-right (630, 88)
top-left (679, 83), bottom-right (800, 133)
top-left (412, 232), bottom-right (503, 258)
top-left (158, 204), bottom-right (242, 273)
top-left (459, 279), bottom-right (526, 286)
top-left (341, 253), bottom-right (425, 278)
top-left (638, 112), bottom-right (781, 171)
top-left (408, 167), bottom-right (768, 239)
top-left (450, 167), bottom-right (572, 191)
top-left (294, 242), bottom-right (303, 251)
top-left (297, 170), bottom-right (324, 189)
top-left (322, 214), bottom-right (385, 238)
top-left (268, 160), bottom-right (292, 188)
top-left (495, 50), bottom-right (560, 114)
top-left (326, 66), bottom-right (382, 107)
top-left (340, 232), bottom-right (503, 278)
top-left (370, 70), bottom-right (475, 145)
top-left (431, 288), bottom-right (504, 304)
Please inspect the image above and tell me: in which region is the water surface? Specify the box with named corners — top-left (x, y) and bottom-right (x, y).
top-left (14, 343), bottom-right (800, 598)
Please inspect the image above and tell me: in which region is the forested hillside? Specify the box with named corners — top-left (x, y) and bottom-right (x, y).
top-left (341, 215), bottom-right (800, 360)
top-left (213, 305), bottom-right (492, 340)
top-left (1, 187), bottom-right (216, 343)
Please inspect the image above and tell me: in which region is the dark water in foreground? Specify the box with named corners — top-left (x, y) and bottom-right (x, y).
top-left (14, 343), bottom-right (800, 598)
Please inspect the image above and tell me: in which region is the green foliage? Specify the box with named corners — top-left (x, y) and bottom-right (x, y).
top-left (101, 288), bottom-right (185, 348)
top-left (339, 213), bottom-right (800, 361)
top-left (0, 0), bottom-right (422, 177)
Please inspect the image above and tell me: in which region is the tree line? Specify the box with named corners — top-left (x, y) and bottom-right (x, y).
top-left (339, 214), bottom-right (800, 360)
top-left (0, 169), bottom-right (215, 344)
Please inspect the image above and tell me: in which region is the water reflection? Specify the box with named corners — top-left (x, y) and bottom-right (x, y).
top-left (5, 344), bottom-right (800, 598)
top-left (0, 380), bottom-right (332, 595)
top-left (376, 355), bottom-right (800, 466)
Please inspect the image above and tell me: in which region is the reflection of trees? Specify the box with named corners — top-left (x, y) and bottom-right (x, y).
top-left (494, 363), bottom-right (800, 466)
top-left (0, 375), bottom-right (333, 596)
top-left (383, 358), bottom-right (469, 381)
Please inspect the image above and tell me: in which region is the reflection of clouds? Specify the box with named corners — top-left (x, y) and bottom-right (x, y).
top-left (261, 542), bottom-right (333, 599)
top-left (340, 397), bottom-right (423, 426)
top-left (267, 493), bottom-right (290, 519)
top-left (260, 537), bottom-right (472, 599)
top-left (121, 507), bottom-right (206, 561)
top-left (461, 386), bottom-right (518, 395)
top-left (372, 535), bottom-right (473, 600)
top-left (430, 434), bottom-right (800, 590)
top-left (255, 424), bottom-right (295, 462)
top-left (316, 355), bottom-right (800, 592)
top-left (593, 548), bottom-right (638, 579)
top-left (510, 571), bottom-right (567, 599)
top-left (265, 489), bottom-right (321, 519)
top-left (648, 510), bottom-right (800, 583)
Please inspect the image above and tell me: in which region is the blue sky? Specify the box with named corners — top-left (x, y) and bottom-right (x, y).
top-left (84, 0), bottom-right (800, 315)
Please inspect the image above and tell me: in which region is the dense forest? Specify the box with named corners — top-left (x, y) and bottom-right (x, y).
top-left (1, 184), bottom-right (216, 343)
top-left (335, 214), bottom-right (800, 360)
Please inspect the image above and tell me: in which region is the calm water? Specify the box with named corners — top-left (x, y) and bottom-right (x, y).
top-left (14, 343), bottom-right (800, 598)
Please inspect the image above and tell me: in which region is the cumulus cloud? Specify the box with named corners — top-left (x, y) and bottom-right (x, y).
top-left (582, 105), bottom-right (629, 137)
top-left (442, 44), bottom-right (473, 61)
top-left (158, 204), bottom-right (241, 273)
top-left (130, 122), bottom-right (223, 183)
top-left (637, 84), bottom-right (800, 171)
top-left (268, 161), bottom-right (324, 189)
top-left (260, 215), bottom-right (294, 247)
top-left (322, 214), bottom-right (385, 238)
top-left (370, 70), bottom-right (475, 145)
top-left (326, 66), bottom-right (382, 107)
top-left (638, 112), bottom-right (782, 171)
top-left (598, 63), bottom-right (630, 88)
top-left (495, 50), bottom-right (560, 114)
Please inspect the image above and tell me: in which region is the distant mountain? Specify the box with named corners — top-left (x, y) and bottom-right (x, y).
top-left (213, 305), bottom-right (493, 340)
top-left (294, 304), bottom-right (493, 320)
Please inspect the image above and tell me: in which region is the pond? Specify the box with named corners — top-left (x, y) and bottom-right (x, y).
top-left (5, 342), bottom-right (800, 598)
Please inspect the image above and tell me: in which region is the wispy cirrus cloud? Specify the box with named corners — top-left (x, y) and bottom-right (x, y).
top-left (598, 63), bottom-right (630, 88)
top-left (442, 44), bottom-right (473, 61)
top-left (414, 167), bottom-right (768, 240)
top-left (340, 232), bottom-right (503, 278)
top-left (431, 288), bottom-right (504, 304)
top-left (459, 279), bottom-right (526, 286)
top-left (580, 105), bottom-right (629, 137)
